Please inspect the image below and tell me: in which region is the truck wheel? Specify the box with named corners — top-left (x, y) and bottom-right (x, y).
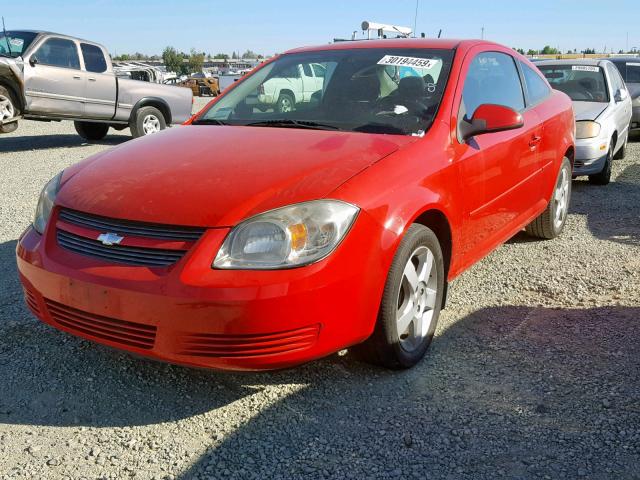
top-left (355, 224), bottom-right (444, 369)
top-left (525, 157), bottom-right (571, 239)
top-left (0, 86), bottom-right (19, 134)
top-left (588, 139), bottom-right (614, 185)
top-left (130, 106), bottom-right (167, 138)
top-left (276, 92), bottom-right (295, 113)
top-left (74, 121), bottom-right (109, 141)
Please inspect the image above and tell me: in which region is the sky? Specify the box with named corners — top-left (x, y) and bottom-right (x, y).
top-left (2, 0), bottom-right (639, 56)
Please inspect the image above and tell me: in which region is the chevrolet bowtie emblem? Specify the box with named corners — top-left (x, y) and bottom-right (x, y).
top-left (97, 232), bottom-right (124, 246)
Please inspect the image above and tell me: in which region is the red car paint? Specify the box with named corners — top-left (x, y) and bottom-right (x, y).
top-left (17, 39), bottom-right (575, 371)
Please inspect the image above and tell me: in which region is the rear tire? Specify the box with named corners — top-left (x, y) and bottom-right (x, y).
top-left (74, 121), bottom-right (109, 141)
top-left (525, 157), bottom-right (572, 239)
top-left (276, 92), bottom-right (295, 113)
top-left (129, 106), bottom-right (167, 138)
top-left (588, 140), bottom-right (614, 185)
top-left (355, 224), bottom-right (444, 369)
top-left (0, 85), bottom-right (19, 134)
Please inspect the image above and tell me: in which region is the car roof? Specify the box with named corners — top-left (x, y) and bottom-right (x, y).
top-left (284, 38), bottom-right (501, 54)
top-left (8, 30), bottom-right (96, 45)
top-left (535, 58), bottom-right (610, 67)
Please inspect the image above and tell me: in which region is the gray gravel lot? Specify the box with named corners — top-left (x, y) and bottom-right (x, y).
top-left (0, 102), bottom-right (639, 480)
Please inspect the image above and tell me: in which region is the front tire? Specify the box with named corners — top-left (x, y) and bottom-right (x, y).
top-left (0, 85), bottom-right (19, 134)
top-left (129, 106), bottom-right (167, 138)
top-left (525, 157), bottom-right (571, 239)
top-left (356, 224), bottom-right (444, 369)
top-left (588, 139), bottom-right (614, 185)
top-left (613, 131), bottom-right (628, 160)
top-left (74, 121), bottom-right (109, 141)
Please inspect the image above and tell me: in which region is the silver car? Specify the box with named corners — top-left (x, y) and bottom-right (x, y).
top-left (537, 59), bottom-right (632, 185)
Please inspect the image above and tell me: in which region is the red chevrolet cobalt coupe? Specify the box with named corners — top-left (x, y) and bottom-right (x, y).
top-left (17, 39), bottom-right (575, 370)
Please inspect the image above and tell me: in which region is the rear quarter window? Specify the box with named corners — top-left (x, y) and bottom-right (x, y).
top-left (80, 43), bottom-right (108, 73)
top-left (520, 62), bottom-right (551, 105)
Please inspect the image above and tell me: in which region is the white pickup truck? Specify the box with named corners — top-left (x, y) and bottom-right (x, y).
top-left (0, 30), bottom-right (192, 139)
top-left (256, 62), bottom-right (326, 112)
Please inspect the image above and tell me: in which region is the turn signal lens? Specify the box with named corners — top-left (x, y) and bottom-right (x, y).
top-left (575, 121), bottom-right (601, 139)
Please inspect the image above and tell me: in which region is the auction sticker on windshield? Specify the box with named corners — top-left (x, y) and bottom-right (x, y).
top-left (378, 55), bottom-right (437, 69)
top-left (572, 65), bottom-right (599, 72)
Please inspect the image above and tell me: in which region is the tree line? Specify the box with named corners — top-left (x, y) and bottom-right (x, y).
top-left (514, 45), bottom-right (639, 56)
top-left (112, 47), bottom-right (265, 74)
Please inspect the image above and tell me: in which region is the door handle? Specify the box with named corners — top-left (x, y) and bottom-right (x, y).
top-left (88, 77), bottom-right (96, 82)
top-left (73, 75), bottom-right (81, 80)
top-left (529, 135), bottom-right (542, 148)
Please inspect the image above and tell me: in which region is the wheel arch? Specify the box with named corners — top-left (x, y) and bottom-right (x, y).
top-left (278, 89), bottom-right (296, 103)
top-left (0, 75), bottom-right (24, 112)
top-left (130, 97), bottom-right (172, 125)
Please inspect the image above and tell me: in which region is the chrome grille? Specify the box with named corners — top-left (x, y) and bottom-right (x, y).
top-left (59, 208), bottom-right (205, 241)
top-left (57, 229), bottom-right (186, 267)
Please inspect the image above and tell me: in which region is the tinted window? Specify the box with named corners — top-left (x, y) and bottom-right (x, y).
top-left (311, 63), bottom-right (326, 77)
top-left (81, 43), bottom-right (107, 73)
top-left (627, 63), bottom-right (640, 83)
top-left (521, 62), bottom-right (551, 105)
top-left (462, 52), bottom-right (525, 118)
top-left (34, 38), bottom-right (80, 69)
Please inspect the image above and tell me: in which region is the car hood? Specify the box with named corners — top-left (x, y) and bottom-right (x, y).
top-left (573, 101), bottom-right (608, 121)
top-left (57, 125), bottom-right (413, 227)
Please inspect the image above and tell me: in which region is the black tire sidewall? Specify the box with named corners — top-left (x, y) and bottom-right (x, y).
top-left (377, 224), bottom-right (445, 368)
top-left (74, 121), bottom-right (109, 141)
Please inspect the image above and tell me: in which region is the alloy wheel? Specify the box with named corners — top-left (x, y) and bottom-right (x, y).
top-left (0, 94), bottom-right (15, 122)
top-left (396, 246), bottom-right (438, 352)
top-left (279, 97), bottom-right (293, 113)
top-left (553, 165), bottom-right (570, 230)
top-left (142, 114), bottom-right (161, 135)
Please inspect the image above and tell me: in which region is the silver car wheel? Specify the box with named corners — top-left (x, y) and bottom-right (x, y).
top-left (142, 114), bottom-right (161, 135)
top-left (279, 97), bottom-right (293, 113)
top-left (553, 165), bottom-right (570, 229)
top-left (0, 94), bottom-right (15, 121)
top-left (396, 245), bottom-right (438, 352)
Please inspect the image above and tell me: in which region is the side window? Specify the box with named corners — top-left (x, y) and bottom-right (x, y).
top-left (461, 51), bottom-right (525, 119)
top-left (80, 43), bottom-right (107, 73)
top-left (312, 63), bottom-right (326, 78)
top-left (627, 63), bottom-right (640, 83)
top-left (520, 62), bottom-right (551, 105)
top-left (33, 38), bottom-right (80, 69)
top-left (302, 63), bottom-right (313, 77)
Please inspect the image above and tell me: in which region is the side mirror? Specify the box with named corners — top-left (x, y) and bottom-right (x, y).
top-left (28, 56), bottom-right (38, 67)
top-left (614, 88), bottom-right (628, 102)
top-left (460, 104), bottom-right (524, 141)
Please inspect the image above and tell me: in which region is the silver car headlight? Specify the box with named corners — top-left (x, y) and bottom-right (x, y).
top-left (213, 200), bottom-right (359, 269)
top-left (575, 120), bottom-right (601, 139)
top-left (33, 172), bottom-right (63, 234)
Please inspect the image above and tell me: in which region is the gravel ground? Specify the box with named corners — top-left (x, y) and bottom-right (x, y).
top-left (0, 102), bottom-right (639, 480)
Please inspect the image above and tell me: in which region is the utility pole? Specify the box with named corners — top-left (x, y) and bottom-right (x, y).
top-left (627, 32), bottom-right (629, 53)
top-left (481, 26), bottom-right (484, 40)
top-left (413, 0), bottom-right (419, 38)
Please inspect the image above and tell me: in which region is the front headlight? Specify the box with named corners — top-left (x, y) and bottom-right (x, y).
top-left (33, 172), bottom-right (63, 234)
top-left (213, 200), bottom-right (359, 269)
top-left (575, 120), bottom-right (601, 139)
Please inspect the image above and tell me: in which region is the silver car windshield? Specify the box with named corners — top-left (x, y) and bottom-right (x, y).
top-left (0, 31), bottom-right (38, 58)
top-left (538, 65), bottom-right (609, 103)
top-left (196, 48), bottom-right (454, 136)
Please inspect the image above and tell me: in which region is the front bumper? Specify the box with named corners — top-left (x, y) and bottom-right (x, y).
top-left (574, 137), bottom-right (609, 176)
top-left (16, 211), bottom-right (386, 371)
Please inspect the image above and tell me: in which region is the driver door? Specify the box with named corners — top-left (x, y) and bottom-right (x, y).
top-left (24, 36), bottom-right (85, 116)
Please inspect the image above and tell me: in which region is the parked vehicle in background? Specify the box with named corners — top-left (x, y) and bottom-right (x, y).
top-left (250, 61), bottom-right (326, 112)
top-left (537, 59), bottom-right (632, 185)
top-left (113, 61), bottom-right (177, 84)
top-left (607, 58), bottom-right (640, 132)
top-left (18, 39), bottom-right (575, 371)
top-left (0, 30), bottom-right (192, 138)
top-left (179, 77), bottom-right (220, 97)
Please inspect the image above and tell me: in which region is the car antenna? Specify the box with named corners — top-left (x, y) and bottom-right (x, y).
top-left (2, 17), bottom-right (10, 54)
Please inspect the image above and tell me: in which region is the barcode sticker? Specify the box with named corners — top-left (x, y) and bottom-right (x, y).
top-left (377, 56), bottom-right (437, 69)
top-left (572, 65), bottom-right (599, 72)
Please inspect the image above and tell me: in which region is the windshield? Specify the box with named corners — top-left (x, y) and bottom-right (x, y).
top-left (538, 65), bottom-right (609, 102)
top-left (0, 31), bottom-right (38, 58)
top-left (196, 48), bottom-right (454, 135)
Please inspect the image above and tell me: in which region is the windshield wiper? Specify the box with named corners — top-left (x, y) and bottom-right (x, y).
top-left (191, 118), bottom-right (228, 126)
top-left (245, 119), bottom-right (341, 131)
